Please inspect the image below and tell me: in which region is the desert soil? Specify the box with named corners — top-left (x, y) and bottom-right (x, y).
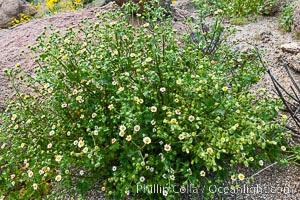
top-left (0, 1), bottom-right (299, 199)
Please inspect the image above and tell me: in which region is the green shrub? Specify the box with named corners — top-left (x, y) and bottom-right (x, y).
top-left (193, 0), bottom-right (278, 17)
top-left (0, 3), bottom-right (291, 199)
top-left (230, 17), bottom-right (249, 25)
top-left (278, 2), bottom-right (295, 32)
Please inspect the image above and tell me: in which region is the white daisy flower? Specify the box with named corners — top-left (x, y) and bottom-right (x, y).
top-left (238, 173), bottom-right (245, 181)
top-left (134, 125), bottom-right (140, 132)
top-left (126, 135), bottom-right (132, 141)
top-left (281, 146), bottom-right (286, 151)
top-left (61, 103), bottom-right (67, 108)
top-left (160, 87), bottom-right (166, 92)
top-left (119, 131), bottom-right (125, 137)
top-left (170, 175), bottom-right (175, 181)
top-left (200, 170), bottom-right (206, 177)
top-left (138, 99), bottom-right (144, 104)
top-left (33, 183), bottom-right (38, 190)
top-left (162, 190), bottom-right (168, 196)
top-left (11, 114), bottom-right (17, 121)
top-left (82, 147), bottom-right (88, 153)
top-left (78, 140), bottom-right (84, 148)
top-left (49, 130), bottom-right (55, 136)
top-left (143, 137), bottom-right (151, 144)
top-left (118, 87), bottom-right (124, 92)
top-left (231, 175), bottom-right (237, 181)
top-left (207, 148), bottom-right (213, 154)
top-left (27, 170), bottom-right (34, 178)
top-left (55, 155), bottom-right (62, 162)
top-left (188, 115), bottom-right (195, 122)
top-left (47, 143), bottom-right (52, 149)
top-left (164, 144), bottom-right (171, 152)
top-left (222, 86), bottom-right (228, 92)
top-left (150, 106), bottom-right (157, 112)
top-left (119, 125), bottom-right (126, 131)
top-left (55, 175), bottom-right (62, 182)
top-left (170, 118), bottom-right (178, 124)
top-left (178, 134), bottom-right (185, 140)
top-left (139, 176), bottom-right (145, 182)
top-left (108, 104), bottom-right (114, 110)
top-left (44, 83), bottom-right (50, 89)
top-left (145, 57), bottom-right (152, 62)
top-left (92, 113), bottom-right (97, 118)
top-left (130, 53), bottom-right (136, 58)
top-left (76, 96), bottom-right (84, 103)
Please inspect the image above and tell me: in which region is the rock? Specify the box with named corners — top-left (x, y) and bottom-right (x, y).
top-left (281, 42), bottom-right (300, 54)
top-left (85, 0), bottom-right (107, 8)
top-left (292, 0), bottom-right (300, 38)
top-left (95, 0), bottom-right (107, 7)
top-left (259, 31), bottom-right (273, 43)
top-left (172, 0), bottom-right (195, 12)
top-left (286, 54), bottom-right (300, 72)
top-left (0, 0), bottom-right (36, 28)
top-left (19, 0), bottom-right (36, 16)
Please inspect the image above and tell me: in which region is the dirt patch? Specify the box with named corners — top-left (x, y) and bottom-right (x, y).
top-left (227, 15), bottom-right (300, 200)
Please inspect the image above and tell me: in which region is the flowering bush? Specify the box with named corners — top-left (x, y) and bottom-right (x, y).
top-left (0, 4), bottom-right (291, 199)
top-left (10, 13), bottom-right (32, 27)
top-left (9, 0), bottom-right (84, 27)
top-left (45, 0), bottom-right (83, 13)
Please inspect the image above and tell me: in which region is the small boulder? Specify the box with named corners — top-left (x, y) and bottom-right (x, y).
top-left (281, 42), bottom-right (300, 54)
top-left (286, 54), bottom-right (300, 72)
top-left (0, 0), bottom-right (36, 28)
top-left (172, 0), bottom-right (195, 12)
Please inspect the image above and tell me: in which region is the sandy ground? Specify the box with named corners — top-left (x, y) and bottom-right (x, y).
top-left (0, 2), bottom-right (299, 199)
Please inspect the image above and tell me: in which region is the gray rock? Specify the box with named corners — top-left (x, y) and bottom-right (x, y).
top-left (0, 0), bottom-right (36, 28)
top-left (95, 0), bottom-right (107, 7)
top-left (281, 42), bottom-right (300, 54)
top-left (86, 0), bottom-right (107, 7)
top-left (286, 53), bottom-right (300, 72)
top-left (292, 0), bottom-right (300, 38)
top-left (172, 0), bottom-right (195, 12)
